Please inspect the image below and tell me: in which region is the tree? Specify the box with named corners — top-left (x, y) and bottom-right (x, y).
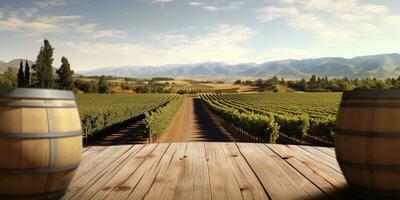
top-left (56, 57), bottom-right (74, 90)
top-left (74, 79), bottom-right (98, 93)
top-left (299, 78), bottom-right (307, 91)
top-left (98, 76), bottom-right (109, 93)
top-left (309, 75), bottom-right (317, 84)
top-left (0, 67), bottom-right (17, 92)
top-left (280, 77), bottom-right (286, 85)
top-left (32, 39), bottom-right (54, 88)
top-left (17, 61), bottom-right (26, 87)
top-left (25, 60), bottom-right (30, 87)
top-left (255, 78), bottom-right (263, 87)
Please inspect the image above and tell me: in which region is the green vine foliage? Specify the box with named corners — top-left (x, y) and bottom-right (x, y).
top-left (143, 96), bottom-right (184, 138)
top-left (77, 94), bottom-right (178, 136)
top-left (201, 94), bottom-right (279, 143)
top-left (200, 93), bottom-right (337, 142)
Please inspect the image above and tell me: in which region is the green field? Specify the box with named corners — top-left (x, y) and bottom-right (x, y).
top-left (76, 92), bottom-right (342, 145)
top-left (201, 92), bottom-right (342, 143)
top-left (76, 93), bottom-right (179, 136)
top-left (205, 93), bottom-right (341, 118)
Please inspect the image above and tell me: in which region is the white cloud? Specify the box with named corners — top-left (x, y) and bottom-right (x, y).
top-left (0, 14), bottom-right (73, 34)
top-left (35, 0), bottom-right (67, 8)
top-left (61, 25), bottom-right (256, 68)
top-left (258, 7), bottom-right (299, 21)
top-left (387, 15), bottom-right (400, 33)
top-left (204, 6), bottom-right (218, 11)
top-left (18, 7), bottom-right (39, 18)
top-left (259, 0), bottom-right (394, 41)
top-left (0, 9), bottom-right (127, 38)
top-left (189, 1), bottom-right (244, 11)
top-left (188, 2), bottom-right (203, 6)
top-left (75, 24), bottom-right (128, 38)
top-left (152, 0), bottom-right (174, 3)
top-left (37, 15), bottom-right (82, 24)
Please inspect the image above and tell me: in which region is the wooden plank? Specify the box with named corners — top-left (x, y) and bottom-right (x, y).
top-left (102, 143), bottom-right (170, 200)
top-left (236, 143), bottom-right (327, 200)
top-left (266, 144), bottom-right (350, 200)
top-left (289, 145), bottom-right (340, 173)
top-left (67, 144), bottom-right (145, 200)
top-left (89, 143), bottom-right (159, 200)
top-left (221, 143), bottom-right (270, 200)
top-left (314, 146), bottom-right (336, 158)
top-left (143, 143), bottom-right (188, 200)
top-left (128, 143), bottom-right (186, 199)
top-left (79, 146), bottom-right (107, 166)
top-left (81, 147), bottom-right (89, 153)
top-left (71, 146), bottom-right (126, 183)
top-left (66, 143), bottom-right (353, 200)
top-left (205, 142), bottom-right (243, 200)
top-left (174, 142), bottom-right (211, 200)
top-left (257, 144), bottom-right (329, 199)
top-left (267, 145), bottom-right (345, 186)
top-left (299, 145), bottom-right (341, 172)
top-left (67, 145), bottom-right (132, 198)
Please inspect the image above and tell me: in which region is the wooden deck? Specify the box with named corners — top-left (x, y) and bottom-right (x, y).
top-left (67, 143), bottom-right (352, 200)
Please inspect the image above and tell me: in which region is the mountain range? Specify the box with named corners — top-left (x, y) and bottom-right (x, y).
top-left (2, 54), bottom-right (400, 79)
top-left (78, 53), bottom-right (400, 79)
top-left (0, 59), bottom-right (35, 72)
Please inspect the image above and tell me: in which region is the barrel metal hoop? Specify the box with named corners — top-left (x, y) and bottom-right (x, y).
top-left (0, 88), bottom-right (75, 100)
top-left (338, 159), bottom-right (400, 170)
top-left (0, 162), bottom-right (80, 174)
top-left (340, 103), bottom-right (400, 108)
top-left (0, 102), bottom-right (77, 108)
top-left (0, 130), bottom-right (82, 139)
top-left (335, 129), bottom-right (400, 137)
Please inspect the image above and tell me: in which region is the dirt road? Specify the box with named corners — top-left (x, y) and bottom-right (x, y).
top-left (157, 97), bottom-right (234, 143)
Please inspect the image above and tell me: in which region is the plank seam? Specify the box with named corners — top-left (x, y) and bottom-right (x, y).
top-left (68, 145), bottom-right (145, 200)
top-left (93, 144), bottom-right (160, 199)
top-left (234, 143), bottom-right (272, 200)
top-left (139, 144), bottom-right (177, 199)
top-left (265, 144), bottom-right (333, 198)
top-left (105, 144), bottom-right (170, 199)
top-left (297, 145), bottom-right (342, 174)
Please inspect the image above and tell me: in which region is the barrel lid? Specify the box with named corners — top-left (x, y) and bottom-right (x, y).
top-left (0, 88), bottom-right (75, 100)
top-left (343, 89), bottom-right (400, 100)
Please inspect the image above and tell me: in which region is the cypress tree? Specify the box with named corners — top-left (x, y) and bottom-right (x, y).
top-left (98, 76), bottom-right (109, 93)
top-left (33, 39), bottom-right (54, 88)
top-left (25, 60), bottom-right (30, 87)
top-left (56, 57), bottom-right (74, 90)
top-left (17, 60), bottom-right (26, 87)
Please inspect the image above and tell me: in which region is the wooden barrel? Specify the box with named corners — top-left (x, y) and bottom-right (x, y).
top-left (335, 89), bottom-right (400, 198)
top-left (0, 88), bottom-right (82, 199)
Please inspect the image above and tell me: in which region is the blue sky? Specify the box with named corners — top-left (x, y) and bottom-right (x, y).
top-left (0, 0), bottom-right (399, 70)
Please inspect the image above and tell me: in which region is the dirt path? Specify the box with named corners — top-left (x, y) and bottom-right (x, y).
top-left (157, 97), bottom-right (234, 143)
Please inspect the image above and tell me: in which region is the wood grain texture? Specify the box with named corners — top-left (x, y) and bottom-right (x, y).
top-left (66, 143), bottom-right (351, 200)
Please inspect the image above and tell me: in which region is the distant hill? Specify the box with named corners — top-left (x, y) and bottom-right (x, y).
top-left (79, 53), bottom-right (400, 79)
top-left (0, 59), bottom-right (35, 72)
top-left (0, 60), bottom-right (12, 72)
